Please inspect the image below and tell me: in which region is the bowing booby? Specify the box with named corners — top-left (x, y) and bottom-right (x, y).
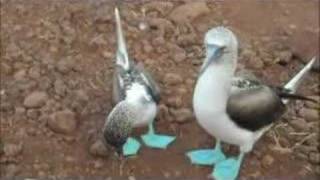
top-left (186, 26), bottom-right (316, 179)
top-left (102, 7), bottom-right (175, 156)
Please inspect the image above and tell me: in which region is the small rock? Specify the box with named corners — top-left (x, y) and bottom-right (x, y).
top-left (56, 58), bottom-right (75, 74)
top-left (158, 104), bottom-right (170, 121)
top-left (23, 91), bottom-right (48, 108)
top-left (89, 139), bottom-right (109, 157)
top-left (93, 159), bottom-right (104, 169)
top-left (65, 156), bottom-right (76, 163)
top-left (28, 66), bottom-right (41, 79)
top-left (304, 96), bottom-right (320, 109)
top-left (27, 127), bottom-right (37, 136)
top-left (54, 79), bottom-right (67, 97)
top-left (289, 24), bottom-right (297, 30)
top-left (248, 58), bottom-right (264, 69)
top-left (48, 109), bottom-right (77, 134)
top-left (5, 164), bottom-right (20, 177)
top-left (299, 108), bottom-right (319, 122)
top-left (163, 171), bottom-right (171, 178)
top-left (14, 69), bottom-right (26, 80)
top-left (169, 2), bottom-right (210, 23)
top-left (102, 51), bottom-right (113, 59)
top-left (142, 41), bottom-right (153, 53)
top-left (297, 145), bottom-right (318, 154)
top-left (26, 109), bottom-right (40, 120)
top-left (278, 50), bottom-right (292, 65)
top-left (164, 73), bottom-right (183, 85)
top-left (15, 107), bottom-right (26, 116)
top-left (166, 97), bottom-right (183, 108)
top-left (74, 89), bottom-right (89, 102)
top-left (128, 176), bottom-right (136, 180)
top-left (177, 34), bottom-right (198, 47)
top-left (171, 108), bottom-right (193, 124)
top-left (38, 171), bottom-right (46, 177)
top-left (144, 1), bottom-right (174, 16)
top-left (261, 154), bottom-right (274, 168)
top-left (4, 142), bottom-right (23, 157)
top-left (173, 51), bottom-right (186, 63)
top-left (63, 136), bottom-right (75, 144)
top-left (296, 152), bottom-right (309, 161)
top-left (309, 152), bottom-right (320, 164)
top-left (1, 62), bottom-right (13, 75)
top-left (290, 118), bottom-right (309, 131)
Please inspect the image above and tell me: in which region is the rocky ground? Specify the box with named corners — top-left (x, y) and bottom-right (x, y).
top-left (1, 0), bottom-right (319, 179)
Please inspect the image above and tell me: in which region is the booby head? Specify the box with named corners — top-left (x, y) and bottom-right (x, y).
top-left (201, 27), bottom-right (238, 74)
top-left (102, 101), bottom-right (136, 154)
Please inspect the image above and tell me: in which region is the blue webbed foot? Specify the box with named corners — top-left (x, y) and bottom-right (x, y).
top-left (212, 153), bottom-right (244, 180)
top-left (141, 133), bottom-right (175, 149)
top-left (186, 148), bottom-right (226, 166)
top-left (123, 137), bottom-right (141, 156)
top-left (186, 141), bottom-right (226, 165)
top-left (141, 122), bottom-right (175, 149)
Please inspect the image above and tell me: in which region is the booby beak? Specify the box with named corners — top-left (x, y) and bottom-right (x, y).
top-left (115, 7), bottom-right (130, 71)
top-left (200, 44), bottom-right (224, 75)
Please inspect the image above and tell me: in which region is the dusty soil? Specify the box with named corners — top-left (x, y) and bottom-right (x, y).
top-left (1, 0), bottom-right (319, 179)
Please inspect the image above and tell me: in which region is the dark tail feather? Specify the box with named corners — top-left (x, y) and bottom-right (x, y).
top-left (275, 87), bottom-right (317, 103)
top-left (278, 92), bottom-right (317, 103)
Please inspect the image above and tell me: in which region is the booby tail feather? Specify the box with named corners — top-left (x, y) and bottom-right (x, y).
top-left (282, 57), bottom-right (316, 104)
top-left (274, 87), bottom-right (316, 103)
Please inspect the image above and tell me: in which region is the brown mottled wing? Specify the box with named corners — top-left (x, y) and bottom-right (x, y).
top-left (133, 63), bottom-right (161, 103)
top-left (112, 68), bottom-right (126, 105)
top-left (227, 78), bottom-right (286, 132)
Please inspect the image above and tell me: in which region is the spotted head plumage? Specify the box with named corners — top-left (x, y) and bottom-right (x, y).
top-left (102, 101), bottom-right (137, 153)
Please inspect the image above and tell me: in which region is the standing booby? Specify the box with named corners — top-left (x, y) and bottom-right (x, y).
top-left (102, 7), bottom-right (175, 156)
top-left (186, 26), bottom-right (316, 179)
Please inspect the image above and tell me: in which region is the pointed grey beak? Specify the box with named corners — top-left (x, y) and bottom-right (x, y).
top-left (115, 7), bottom-right (130, 71)
top-left (200, 45), bottom-right (224, 75)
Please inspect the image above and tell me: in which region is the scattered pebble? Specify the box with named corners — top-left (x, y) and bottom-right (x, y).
top-left (299, 108), bottom-right (319, 122)
top-left (289, 118), bottom-right (309, 131)
top-left (93, 159), bottom-right (104, 169)
top-left (54, 79), bottom-right (67, 97)
top-left (15, 107), bottom-right (26, 116)
top-left (261, 154), bottom-right (274, 168)
top-left (5, 164), bottom-right (20, 177)
top-left (89, 139), bottom-right (109, 158)
top-left (4, 142), bottom-right (23, 157)
top-left (158, 104), bottom-right (170, 121)
top-left (277, 50), bottom-right (292, 65)
top-left (171, 108), bottom-right (193, 124)
top-left (23, 91), bottom-right (48, 108)
top-left (169, 2), bottom-right (210, 23)
top-left (48, 109), bottom-right (77, 134)
top-left (164, 73), bottom-right (183, 85)
top-left (166, 96), bottom-right (183, 108)
top-left (309, 152), bottom-right (320, 164)
top-left (128, 176), bottom-right (136, 180)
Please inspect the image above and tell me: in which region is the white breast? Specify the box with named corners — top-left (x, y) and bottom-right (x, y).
top-left (193, 65), bottom-right (255, 148)
top-left (126, 83), bottom-right (157, 127)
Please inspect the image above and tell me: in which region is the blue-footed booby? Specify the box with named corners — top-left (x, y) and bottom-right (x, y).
top-left (102, 7), bottom-right (175, 156)
top-left (186, 26), bottom-right (316, 180)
